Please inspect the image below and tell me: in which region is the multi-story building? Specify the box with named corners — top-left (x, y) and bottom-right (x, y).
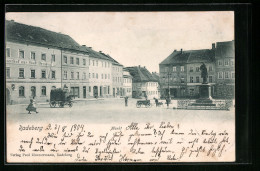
top-left (126, 66), bottom-right (159, 99)
top-left (159, 41), bottom-right (234, 99)
top-left (111, 60), bottom-right (124, 97)
top-left (5, 20), bottom-right (124, 104)
top-left (159, 49), bottom-right (188, 98)
top-left (122, 68), bottom-right (133, 97)
top-left (5, 20), bottom-right (89, 104)
top-left (214, 40), bottom-right (235, 98)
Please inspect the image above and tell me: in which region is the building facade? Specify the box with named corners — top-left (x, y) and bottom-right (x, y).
top-left (122, 69), bottom-right (133, 97)
top-left (126, 66), bottom-right (159, 99)
top-left (112, 63), bottom-right (124, 97)
top-left (5, 20), bottom-right (123, 104)
top-left (214, 41), bottom-right (235, 98)
top-left (159, 41), bottom-right (234, 99)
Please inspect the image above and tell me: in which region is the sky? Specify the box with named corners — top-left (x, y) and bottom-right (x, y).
top-left (6, 12), bottom-right (234, 72)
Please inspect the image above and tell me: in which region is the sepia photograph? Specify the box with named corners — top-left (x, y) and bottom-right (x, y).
top-left (5, 10), bottom-right (235, 163)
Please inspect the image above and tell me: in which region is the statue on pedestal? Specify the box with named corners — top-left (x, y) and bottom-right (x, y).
top-left (200, 63), bottom-right (208, 84)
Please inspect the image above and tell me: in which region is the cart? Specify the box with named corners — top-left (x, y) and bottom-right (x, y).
top-left (136, 100), bottom-right (151, 108)
top-left (49, 88), bottom-right (73, 108)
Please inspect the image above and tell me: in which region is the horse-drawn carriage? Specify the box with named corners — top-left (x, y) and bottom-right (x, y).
top-left (49, 88), bottom-right (73, 108)
top-left (136, 100), bottom-right (151, 108)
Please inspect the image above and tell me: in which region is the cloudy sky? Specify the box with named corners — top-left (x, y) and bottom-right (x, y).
top-left (6, 12), bottom-right (234, 72)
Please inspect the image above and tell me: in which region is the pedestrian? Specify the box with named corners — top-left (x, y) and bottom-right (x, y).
top-left (154, 97), bottom-right (159, 107)
top-left (124, 96), bottom-right (128, 107)
top-left (166, 97), bottom-right (170, 109)
top-left (26, 97), bottom-right (39, 114)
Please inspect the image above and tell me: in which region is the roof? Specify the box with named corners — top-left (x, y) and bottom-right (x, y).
top-left (215, 41), bottom-right (234, 58)
top-left (125, 66), bottom-right (158, 83)
top-left (5, 20), bottom-right (82, 51)
top-left (5, 20), bottom-right (123, 65)
top-left (160, 49), bottom-right (215, 65)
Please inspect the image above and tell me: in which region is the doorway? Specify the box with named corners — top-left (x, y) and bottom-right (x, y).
top-left (93, 86), bottom-right (98, 98)
top-left (83, 86), bottom-right (86, 98)
top-left (6, 88), bottom-right (10, 105)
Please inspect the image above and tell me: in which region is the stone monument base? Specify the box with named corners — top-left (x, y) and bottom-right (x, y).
top-left (190, 84), bottom-right (216, 107)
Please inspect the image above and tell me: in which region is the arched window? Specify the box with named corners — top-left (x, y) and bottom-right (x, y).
top-left (41, 86), bottom-right (46, 96)
top-left (31, 86), bottom-right (36, 97)
top-left (19, 86), bottom-right (25, 97)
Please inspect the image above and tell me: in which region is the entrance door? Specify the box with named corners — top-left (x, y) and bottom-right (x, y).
top-left (71, 87), bottom-right (80, 98)
top-left (93, 86), bottom-right (98, 98)
top-left (113, 88), bottom-right (115, 97)
top-left (6, 88), bottom-right (10, 105)
top-left (100, 86), bottom-right (103, 97)
top-left (83, 86), bottom-right (86, 98)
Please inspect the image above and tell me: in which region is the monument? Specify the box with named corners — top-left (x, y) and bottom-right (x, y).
top-left (191, 63), bottom-right (215, 106)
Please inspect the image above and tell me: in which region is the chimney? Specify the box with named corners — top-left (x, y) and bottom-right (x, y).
top-left (138, 65), bottom-right (141, 68)
top-left (174, 49), bottom-right (177, 52)
top-left (82, 45), bottom-right (86, 47)
top-left (212, 43), bottom-right (215, 49)
top-left (144, 66), bottom-right (146, 69)
top-left (89, 47), bottom-right (92, 49)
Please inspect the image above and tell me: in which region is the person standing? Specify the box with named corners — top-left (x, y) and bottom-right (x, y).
top-left (166, 97), bottom-right (170, 109)
top-left (26, 97), bottom-right (39, 114)
top-left (124, 96), bottom-right (129, 107)
top-left (154, 97), bottom-right (159, 107)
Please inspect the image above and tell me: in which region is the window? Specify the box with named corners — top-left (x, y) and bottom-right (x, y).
top-left (230, 59), bottom-right (234, 66)
top-left (96, 73), bottom-right (98, 79)
top-left (6, 68), bottom-right (10, 78)
top-left (31, 52), bottom-right (36, 60)
top-left (41, 70), bottom-right (46, 78)
top-left (64, 56), bottom-right (67, 64)
top-left (190, 67), bottom-right (193, 72)
top-left (19, 68), bottom-right (24, 78)
top-left (19, 86), bottom-right (25, 97)
top-left (190, 77), bottom-right (193, 83)
top-left (173, 67), bottom-right (176, 72)
top-left (31, 69), bottom-right (35, 78)
top-left (96, 60), bottom-right (98, 66)
top-left (19, 50), bottom-right (24, 58)
top-left (225, 72), bottom-right (230, 79)
top-left (196, 67), bottom-right (200, 72)
top-left (77, 72), bottom-right (79, 80)
top-left (31, 86), bottom-right (36, 97)
top-left (181, 76), bottom-right (185, 83)
top-left (224, 59), bottom-right (229, 66)
top-left (6, 48), bottom-right (10, 57)
top-left (92, 60), bottom-right (95, 66)
top-left (83, 59), bottom-right (86, 65)
top-left (51, 54), bottom-right (55, 62)
top-left (209, 76), bottom-right (213, 83)
top-left (231, 72), bottom-right (235, 79)
top-left (83, 72), bottom-right (86, 79)
top-left (105, 74), bottom-right (107, 79)
top-left (41, 53), bottom-right (46, 61)
top-left (76, 58), bottom-right (79, 65)
top-left (89, 73), bottom-right (91, 78)
top-left (181, 66), bottom-right (184, 72)
top-left (218, 60), bottom-right (223, 66)
top-left (196, 76), bottom-right (199, 83)
top-left (70, 57), bottom-right (74, 64)
top-left (52, 71), bottom-right (56, 79)
top-left (64, 71), bottom-right (67, 79)
top-left (218, 72), bottom-right (223, 79)
top-left (41, 86), bottom-right (46, 96)
top-left (71, 72), bottom-right (74, 79)
top-left (209, 66), bottom-right (213, 72)
top-left (89, 59), bottom-right (91, 66)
